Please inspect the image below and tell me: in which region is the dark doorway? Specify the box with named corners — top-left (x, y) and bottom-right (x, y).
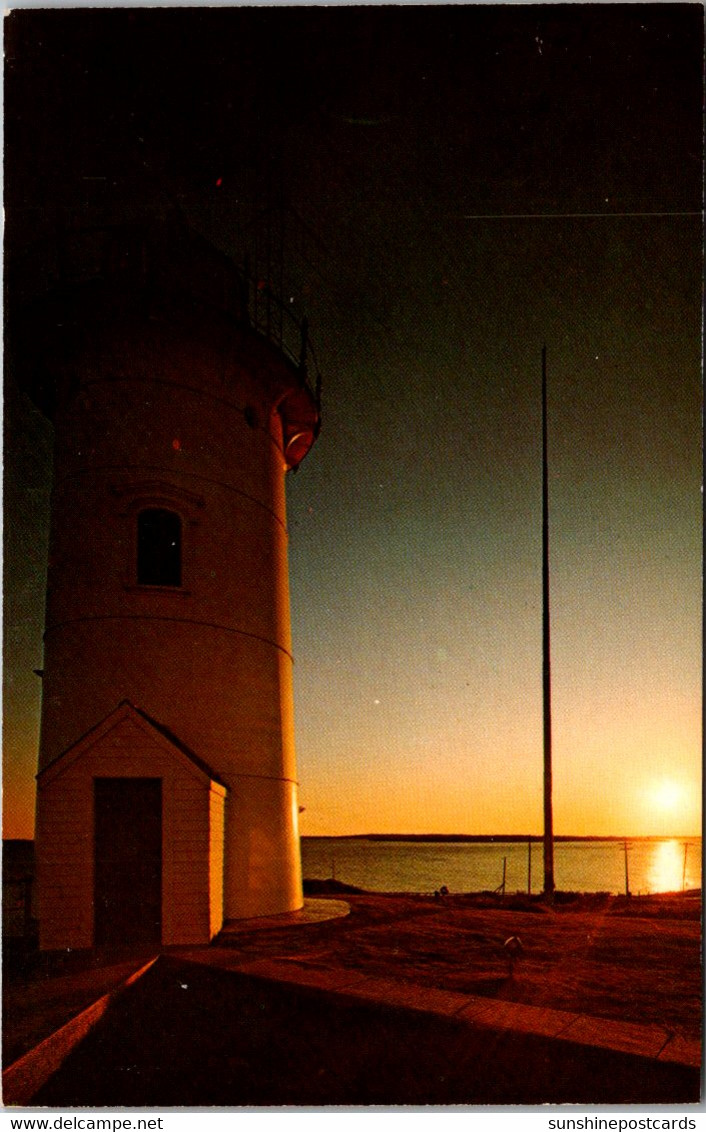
top-left (94, 778), bottom-right (162, 949)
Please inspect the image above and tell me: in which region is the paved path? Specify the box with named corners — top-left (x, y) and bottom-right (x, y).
top-left (4, 897), bottom-right (700, 1107)
top-left (8, 953), bottom-right (700, 1107)
top-left (217, 898), bottom-right (350, 933)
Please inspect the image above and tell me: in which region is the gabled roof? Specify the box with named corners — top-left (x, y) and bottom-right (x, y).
top-left (129, 703), bottom-right (227, 787)
top-left (37, 700), bottom-right (227, 791)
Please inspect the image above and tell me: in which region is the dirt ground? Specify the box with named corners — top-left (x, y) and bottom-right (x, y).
top-left (223, 887), bottom-right (703, 1041)
top-left (3, 887), bottom-right (701, 1078)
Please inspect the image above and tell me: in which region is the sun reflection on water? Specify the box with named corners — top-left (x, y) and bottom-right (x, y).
top-left (646, 839), bottom-right (687, 893)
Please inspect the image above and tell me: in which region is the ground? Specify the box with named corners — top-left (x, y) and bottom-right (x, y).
top-left (225, 887), bottom-right (703, 1041)
top-left (3, 888), bottom-right (701, 1106)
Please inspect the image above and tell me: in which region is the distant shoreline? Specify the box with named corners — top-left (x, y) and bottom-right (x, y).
top-left (301, 833), bottom-right (702, 843)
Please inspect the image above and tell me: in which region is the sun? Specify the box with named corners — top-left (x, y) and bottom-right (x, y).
top-left (637, 773), bottom-right (700, 837)
top-left (647, 778), bottom-right (686, 813)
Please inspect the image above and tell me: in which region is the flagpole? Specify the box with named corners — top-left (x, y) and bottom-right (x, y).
top-left (542, 344), bottom-right (555, 898)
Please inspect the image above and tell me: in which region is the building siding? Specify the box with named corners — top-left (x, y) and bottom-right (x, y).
top-left (36, 707), bottom-right (225, 950)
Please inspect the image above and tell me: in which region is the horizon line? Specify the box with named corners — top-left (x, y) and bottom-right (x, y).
top-left (301, 832), bottom-right (702, 842)
top-left (460, 210), bottom-right (702, 220)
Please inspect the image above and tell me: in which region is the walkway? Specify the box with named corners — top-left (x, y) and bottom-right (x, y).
top-left (3, 896), bottom-right (700, 1106)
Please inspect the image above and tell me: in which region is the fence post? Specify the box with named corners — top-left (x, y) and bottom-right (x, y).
top-left (624, 840), bottom-right (630, 897)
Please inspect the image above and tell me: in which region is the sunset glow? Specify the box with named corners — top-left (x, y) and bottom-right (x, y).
top-left (4, 6), bottom-right (703, 848)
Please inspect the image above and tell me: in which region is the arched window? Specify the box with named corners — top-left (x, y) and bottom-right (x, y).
top-left (137, 508), bottom-right (182, 587)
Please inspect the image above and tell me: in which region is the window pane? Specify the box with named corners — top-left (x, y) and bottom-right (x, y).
top-left (137, 509), bottom-right (181, 586)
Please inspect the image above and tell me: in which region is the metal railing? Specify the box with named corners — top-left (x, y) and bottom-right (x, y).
top-left (241, 257), bottom-right (322, 412)
top-left (23, 215), bottom-right (323, 416)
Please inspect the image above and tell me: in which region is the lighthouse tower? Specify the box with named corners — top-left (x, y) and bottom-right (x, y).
top-left (17, 214), bottom-right (320, 950)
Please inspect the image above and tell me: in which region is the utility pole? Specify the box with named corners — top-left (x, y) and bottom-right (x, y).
top-left (542, 344), bottom-right (555, 898)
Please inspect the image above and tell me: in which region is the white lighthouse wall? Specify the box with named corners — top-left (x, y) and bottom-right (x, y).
top-left (36, 707), bottom-right (226, 951)
top-left (38, 313), bottom-right (304, 921)
top-left (209, 784), bottom-right (226, 939)
top-left (225, 777), bottom-right (303, 919)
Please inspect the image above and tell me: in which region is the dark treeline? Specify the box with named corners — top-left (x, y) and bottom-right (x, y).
top-left (301, 834), bottom-right (691, 843)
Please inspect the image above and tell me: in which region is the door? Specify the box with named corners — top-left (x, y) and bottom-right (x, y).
top-left (93, 777), bottom-right (162, 948)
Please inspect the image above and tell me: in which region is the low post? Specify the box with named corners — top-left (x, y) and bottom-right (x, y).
top-left (624, 840), bottom-right (630, 897)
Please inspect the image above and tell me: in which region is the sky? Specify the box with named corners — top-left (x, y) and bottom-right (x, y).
top-left (3, 4), bottom-right (703, 840)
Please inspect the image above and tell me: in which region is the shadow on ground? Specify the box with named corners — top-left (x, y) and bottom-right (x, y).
top-left (29, 956), bottom-right (699, 1107)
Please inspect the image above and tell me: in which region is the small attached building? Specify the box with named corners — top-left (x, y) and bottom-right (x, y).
top-left (35, 701), bottom-right (227, 951)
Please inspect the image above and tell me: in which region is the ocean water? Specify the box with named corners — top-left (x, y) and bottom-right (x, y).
top-left (301, 837), bottom-right (702, 896)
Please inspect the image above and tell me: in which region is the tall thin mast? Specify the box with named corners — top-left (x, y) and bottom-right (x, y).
top-left (542, 344), bottom-right (555, 897)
